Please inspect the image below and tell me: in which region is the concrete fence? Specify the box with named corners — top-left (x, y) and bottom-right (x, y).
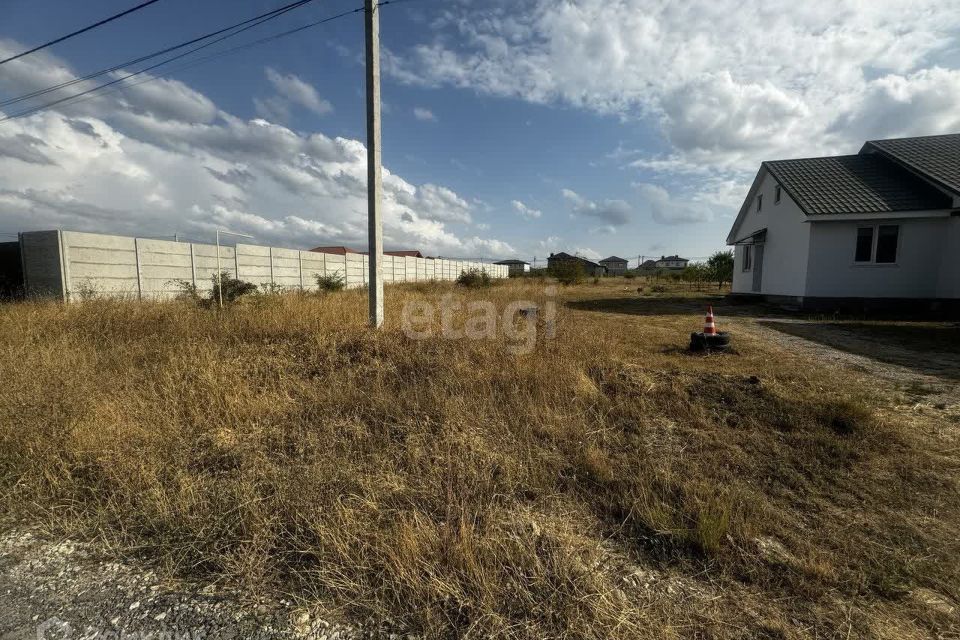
top-left (19, 230), bottom-right (508, 301)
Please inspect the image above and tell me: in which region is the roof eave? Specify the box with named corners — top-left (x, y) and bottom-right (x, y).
top-left (802, 208), bottom-right (957, 222)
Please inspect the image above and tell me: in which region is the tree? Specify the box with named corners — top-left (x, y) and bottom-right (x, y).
top-left (706, 250), bottom-right (734, 289)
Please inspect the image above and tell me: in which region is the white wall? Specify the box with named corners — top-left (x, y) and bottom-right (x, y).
top-left (936, 217), bottom-right (960, 298)
top-left (20, 231), bottom-right (508, 300)
top-left (805, 218), bottom-right (951, 298)
top-left (730, 170), bottom-right (811, 296)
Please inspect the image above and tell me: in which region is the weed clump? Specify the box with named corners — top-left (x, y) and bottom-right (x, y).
top-left (456, 268), bottom-right (492, 288)
top-left (316, 270), bottom-right (346, 293)
top-left (549, 260), bottom-right (585, 285)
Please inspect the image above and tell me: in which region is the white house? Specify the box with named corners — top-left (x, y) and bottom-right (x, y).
top-left (598, 256), bottom-right (629, 275)
top-left (655, 255), bottom-right (689, 270)
top-left (726, 133), bottom-right (960, 310)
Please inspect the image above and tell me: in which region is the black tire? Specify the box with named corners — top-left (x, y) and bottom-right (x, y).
top-left (689, 332), bottom-right (707, 352)
top-left (705, 331), bottom-right (730, 347)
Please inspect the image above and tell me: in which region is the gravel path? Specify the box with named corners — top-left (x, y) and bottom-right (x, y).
top-left (0, 528), bottom-right (386, 640)
top-left (751, 318), bottom-right (960, 410)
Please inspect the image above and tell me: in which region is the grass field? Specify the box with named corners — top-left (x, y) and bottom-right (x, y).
top-left (0, 278), bottom-right (957, 638)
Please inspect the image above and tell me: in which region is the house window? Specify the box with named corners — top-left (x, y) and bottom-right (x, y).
top-left (757, 194), bottom-right (763, 212)
top-left (775, 185), bottom-right (781, 204)
top-left (876, 225), bottom-right (899, 263)
top-left (742, 245), bottom-right (752, 271)
top-left (855, 227), bottom-right (874, 262)
top-left (854, 225), bottom-right (900, 264)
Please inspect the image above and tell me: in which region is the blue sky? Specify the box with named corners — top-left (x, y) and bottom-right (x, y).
top-left (2, 0), bottom-right (959, 262)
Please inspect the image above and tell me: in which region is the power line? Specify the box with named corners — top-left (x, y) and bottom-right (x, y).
top-left (0, 0), bottom-right (335, 124)
top-left (0, 0), bottom-right (320, 111)
top-left (0, 5), bottom-right (365, 125)
top-left (0, 0), bottom-right (165, 66)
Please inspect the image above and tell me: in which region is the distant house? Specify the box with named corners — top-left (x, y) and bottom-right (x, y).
top-left (598, 256), bottom-right (629, 276)
top-left (310, 245), bottom-right (360, 255)
top-left (309, 246), bottom-right (424, 258)
top-left (495, 259), bottom-right (531, 276)
top-left (547, 252), bottom-right (607, 277)
top-left (638, 259), bottom-right (658, 271)
top-left (726, 133), bottom-right (960, 310)
top-left (655, 255), bottom-right (689, 269)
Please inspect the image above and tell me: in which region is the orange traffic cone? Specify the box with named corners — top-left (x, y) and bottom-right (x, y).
top-left (704, 306), bottom-right (717, 335)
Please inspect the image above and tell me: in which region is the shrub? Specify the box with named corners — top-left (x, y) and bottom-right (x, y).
top-left (456, 268), bottom-right (492, 288)
top-left (650, 284), bottom-right (667, 293)
top-left (172, 279), bottom-right (202, 303)
top-left (212, 271), bottom-right (257, 304)
top-left (316, 270), bottom-right (346, 293)
top-left (623, 271), bottom-right (637, 280)
top-left (549, 260), bottom-right (585, 285)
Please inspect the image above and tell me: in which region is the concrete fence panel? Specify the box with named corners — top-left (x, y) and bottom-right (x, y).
top-left (272, 247), bottom-right (301, 289)
top-left (19, 230), bottom-right (509, 300)
top-left (300, 251), bottom-right (326, 290)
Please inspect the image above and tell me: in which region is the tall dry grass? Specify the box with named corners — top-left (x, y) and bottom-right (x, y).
top-left (0, 280), bottom-right (957, 638)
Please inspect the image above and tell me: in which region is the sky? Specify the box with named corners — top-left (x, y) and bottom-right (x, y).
top-left (1, 0), bottom-right (959, 265)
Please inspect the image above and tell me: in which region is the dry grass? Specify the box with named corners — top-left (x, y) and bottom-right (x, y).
top-left (0, 279), bottom-right (958, 638)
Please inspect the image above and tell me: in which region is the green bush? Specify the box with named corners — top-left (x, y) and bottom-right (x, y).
top-left (213, 271), bottom-right (257, 304)
top-left (316, 271), bottom-right (346, 293)
top-left (549, 261), bottom-right (585, 286)
top-left (623, 271), bottom-right (637, 280)
top-left (456, 268), bottom-right (492, 288)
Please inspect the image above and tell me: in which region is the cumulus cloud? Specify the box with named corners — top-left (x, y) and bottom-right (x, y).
top-left (561, 189), bottom-right (631, 226)
top-left (413, 106), bottom-right (437, 121)
top-left (0, 133), bottom-right (55, 165)
top-left (0, 41), bottom-right (513, 258)
top-left (634, 183), bottom-right (713, 225)
top-left (511, 199), bottom-right (542, 219)
top-left (263, 67), bottom-right (332, 116)
top-left (385, 0), bottom-right (960, 205)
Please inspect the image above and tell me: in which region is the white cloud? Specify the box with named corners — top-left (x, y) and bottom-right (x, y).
top-left (0, 42), bottom-right (514, 259)
top-left (511, 199), bottom-right (542, 219)
top-left (561, 188), bottom-right (632, 226)
top-left (258, 67), bottom-right (333, 120)
top-left (385, 0), bottom-right (960, 201)
top-left (634, 183), bottom-right (713, 225)
top-left (413, 106), bottom-right (437, 121)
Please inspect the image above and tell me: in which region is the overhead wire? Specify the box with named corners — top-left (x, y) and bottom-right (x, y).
top-left (0, 0), bottom-right (165, 66)
top-left (0, 0), bottom-right (321, 109)
top-left (0, 0), bottom-right (335, 123)
top-left (0, 5), bottom-right (366, 125)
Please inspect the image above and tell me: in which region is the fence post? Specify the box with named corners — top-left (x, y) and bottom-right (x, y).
top-left (298, 251), bottom-right (304, 291)
top-left (234, 247), bottom-right (240, 281)
top-left (57, 230), bottom-right (70, 302)
top-left (269, 246), bottom-right (275, 287)
top-left (189, 243), bottom-right (197, 289)
top-left (134, 237), bottom-right (143, 300)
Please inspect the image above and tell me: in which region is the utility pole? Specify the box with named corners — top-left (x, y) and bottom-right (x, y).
top-left (364, 0), bottom-right (384, 328)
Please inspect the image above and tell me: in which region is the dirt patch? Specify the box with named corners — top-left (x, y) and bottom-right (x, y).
top-left (0, 526), bottom-right (378, 639)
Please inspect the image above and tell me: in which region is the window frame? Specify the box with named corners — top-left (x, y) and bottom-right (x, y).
top-left (757, 194), bottom-right (763, 213)
top-left (742, 244), bottom-right (753, 272)
top-left (774, 185), bottom-right (781, 204)
top-left (853, 224), bottom-right (900, 266)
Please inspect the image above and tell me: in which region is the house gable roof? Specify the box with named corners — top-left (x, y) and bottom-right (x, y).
top-left (657, 255), bottom-right (687, 262)
top-left (494, 259), bottom-right (529, 265)
top-left (764, 154), bottom-right (952, 216)
top-left (861, 133), bottom-right (960, 196)
top-left (549, 252), bottom-right (602, 268)
top-left (599, 256), bottom-right (628, 263)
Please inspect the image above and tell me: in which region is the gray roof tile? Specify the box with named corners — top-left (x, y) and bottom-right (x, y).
top-left (862, 133), bottom-right (960, 195)
top-left (763, 154), bottom-right (952, 215)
